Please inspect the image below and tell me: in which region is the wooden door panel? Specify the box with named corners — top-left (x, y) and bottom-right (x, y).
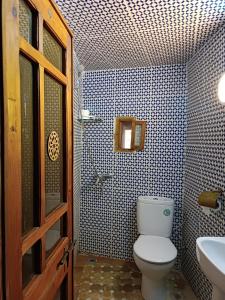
top-left (0, 2), bottom-right (3, 298)
top-left (2, 0), bottom-right (73, 299)
top-left (22, 204), bottom-right (67, 255)
top-left (19, 38), bottom-right (68, 85)
top-left (2, 0), bottom-right (22, 298)
top-left (23, 238), bottom-right (69, 300)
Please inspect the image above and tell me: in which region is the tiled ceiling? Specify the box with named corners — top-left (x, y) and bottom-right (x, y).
top-left (56, 0), bottom-right (225, 70)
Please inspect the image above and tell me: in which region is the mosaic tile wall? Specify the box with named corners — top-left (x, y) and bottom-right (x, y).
top-left (73, 53), bottom-right (83, 248)
top-left (80, 65), bottom-right (187, 265)
top-left (182, 24), bottom-right (225, 300)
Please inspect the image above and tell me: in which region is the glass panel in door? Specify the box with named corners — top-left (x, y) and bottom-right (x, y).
top-left (20, 55), bottom-right (38, 235)
top-left (45, 74), bottom-right (64, 215)
top-left (22, 240), bottom-right (41, 288)
top-left (19, 0), bottom-right (33, 44)
top-left (45, 216), bottom-right (65, 258)
top-left (43, 27), bottom-right (64, 72)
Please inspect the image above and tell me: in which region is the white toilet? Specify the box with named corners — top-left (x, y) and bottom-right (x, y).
top-left (133, 196), bottom-right (177, 300)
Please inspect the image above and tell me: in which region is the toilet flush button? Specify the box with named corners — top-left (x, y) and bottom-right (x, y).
top-left (163, 209), bottom-right (171, 216)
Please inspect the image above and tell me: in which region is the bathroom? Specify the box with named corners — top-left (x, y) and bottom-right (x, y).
top-left (1, 0), bottom-right (225, 300)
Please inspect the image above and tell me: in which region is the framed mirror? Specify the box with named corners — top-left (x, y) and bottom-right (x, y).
top-left (114, 116), bottom-right (146, 152)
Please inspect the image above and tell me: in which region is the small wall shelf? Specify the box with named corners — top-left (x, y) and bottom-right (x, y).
top-left (78, 116), bottom-right (103, 124)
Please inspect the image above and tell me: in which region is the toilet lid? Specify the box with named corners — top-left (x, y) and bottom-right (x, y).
top-left (133, 235), bottom-right (177, 264)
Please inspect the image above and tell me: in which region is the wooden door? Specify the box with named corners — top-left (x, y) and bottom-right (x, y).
top-left (0, 2), bottom-right (3, 297)
top-left (2, 0), bottom-right (73, 299)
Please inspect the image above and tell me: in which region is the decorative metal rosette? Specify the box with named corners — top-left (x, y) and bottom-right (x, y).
top-left (48, 131), bottom-right (60, 161)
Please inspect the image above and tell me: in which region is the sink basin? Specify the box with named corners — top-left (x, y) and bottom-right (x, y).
top-left (196, 237), bottom-right (225, 300)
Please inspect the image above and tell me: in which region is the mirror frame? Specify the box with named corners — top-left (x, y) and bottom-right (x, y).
top-left (114, 116), bottom-right (146, 152)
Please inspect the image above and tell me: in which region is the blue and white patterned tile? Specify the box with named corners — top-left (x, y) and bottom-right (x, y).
top-left (114, 155), bottom-right (149, 192)
top-left (80, 65), bottom-right (186, 263)
top-left (182, 24), bottom-right (225, 300)
top-left (56, 0), bottom-right (225, 70)
top-left (79, 228), bottom-right (112, 257)
top-left (73, 53), bottom-right (83, 242)
top-left (111, 188), bottom-right (139, 259)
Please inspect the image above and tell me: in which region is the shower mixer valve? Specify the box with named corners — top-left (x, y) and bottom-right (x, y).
top-left (95, 173), bottom-right (113, 185)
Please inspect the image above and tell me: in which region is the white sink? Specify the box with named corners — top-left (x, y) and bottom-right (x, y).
top-left (196, 237), bottom-right (225, 300)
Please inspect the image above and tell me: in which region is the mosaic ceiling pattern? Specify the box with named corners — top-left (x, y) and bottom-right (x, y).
top-left (56, 0), bottom-right (225, 69)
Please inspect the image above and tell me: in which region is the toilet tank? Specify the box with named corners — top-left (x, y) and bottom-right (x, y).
top-left (137, 196), bottom-right (174, 237)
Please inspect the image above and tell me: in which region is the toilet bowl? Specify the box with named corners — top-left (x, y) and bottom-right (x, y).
top-left (133, 196), bottom-right (177, 300)
top-left (133, 235), bottom-right (177, 300)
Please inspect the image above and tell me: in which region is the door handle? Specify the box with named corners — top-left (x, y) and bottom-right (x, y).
top-left (58, 249), bottom-right (69, 268)
top-left (57, 239), bottom-right (77, 269)
top-left (68, 239), bottom-right (77, 252)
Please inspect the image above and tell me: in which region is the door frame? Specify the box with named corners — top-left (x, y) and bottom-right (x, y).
top-left (0, 2), bottom-right (4, 298)
top-left (1, 0), bottom-right (73, 299)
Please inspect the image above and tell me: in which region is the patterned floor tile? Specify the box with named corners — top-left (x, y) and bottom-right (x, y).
top-left (74, 255), bottom-right (197, 300)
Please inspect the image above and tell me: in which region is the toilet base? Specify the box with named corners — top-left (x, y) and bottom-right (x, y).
top-left (141, 275), bottom-right (165, 300)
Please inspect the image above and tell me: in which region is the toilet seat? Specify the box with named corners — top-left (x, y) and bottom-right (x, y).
top-left (133, 235), bottom-right (177, 264)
